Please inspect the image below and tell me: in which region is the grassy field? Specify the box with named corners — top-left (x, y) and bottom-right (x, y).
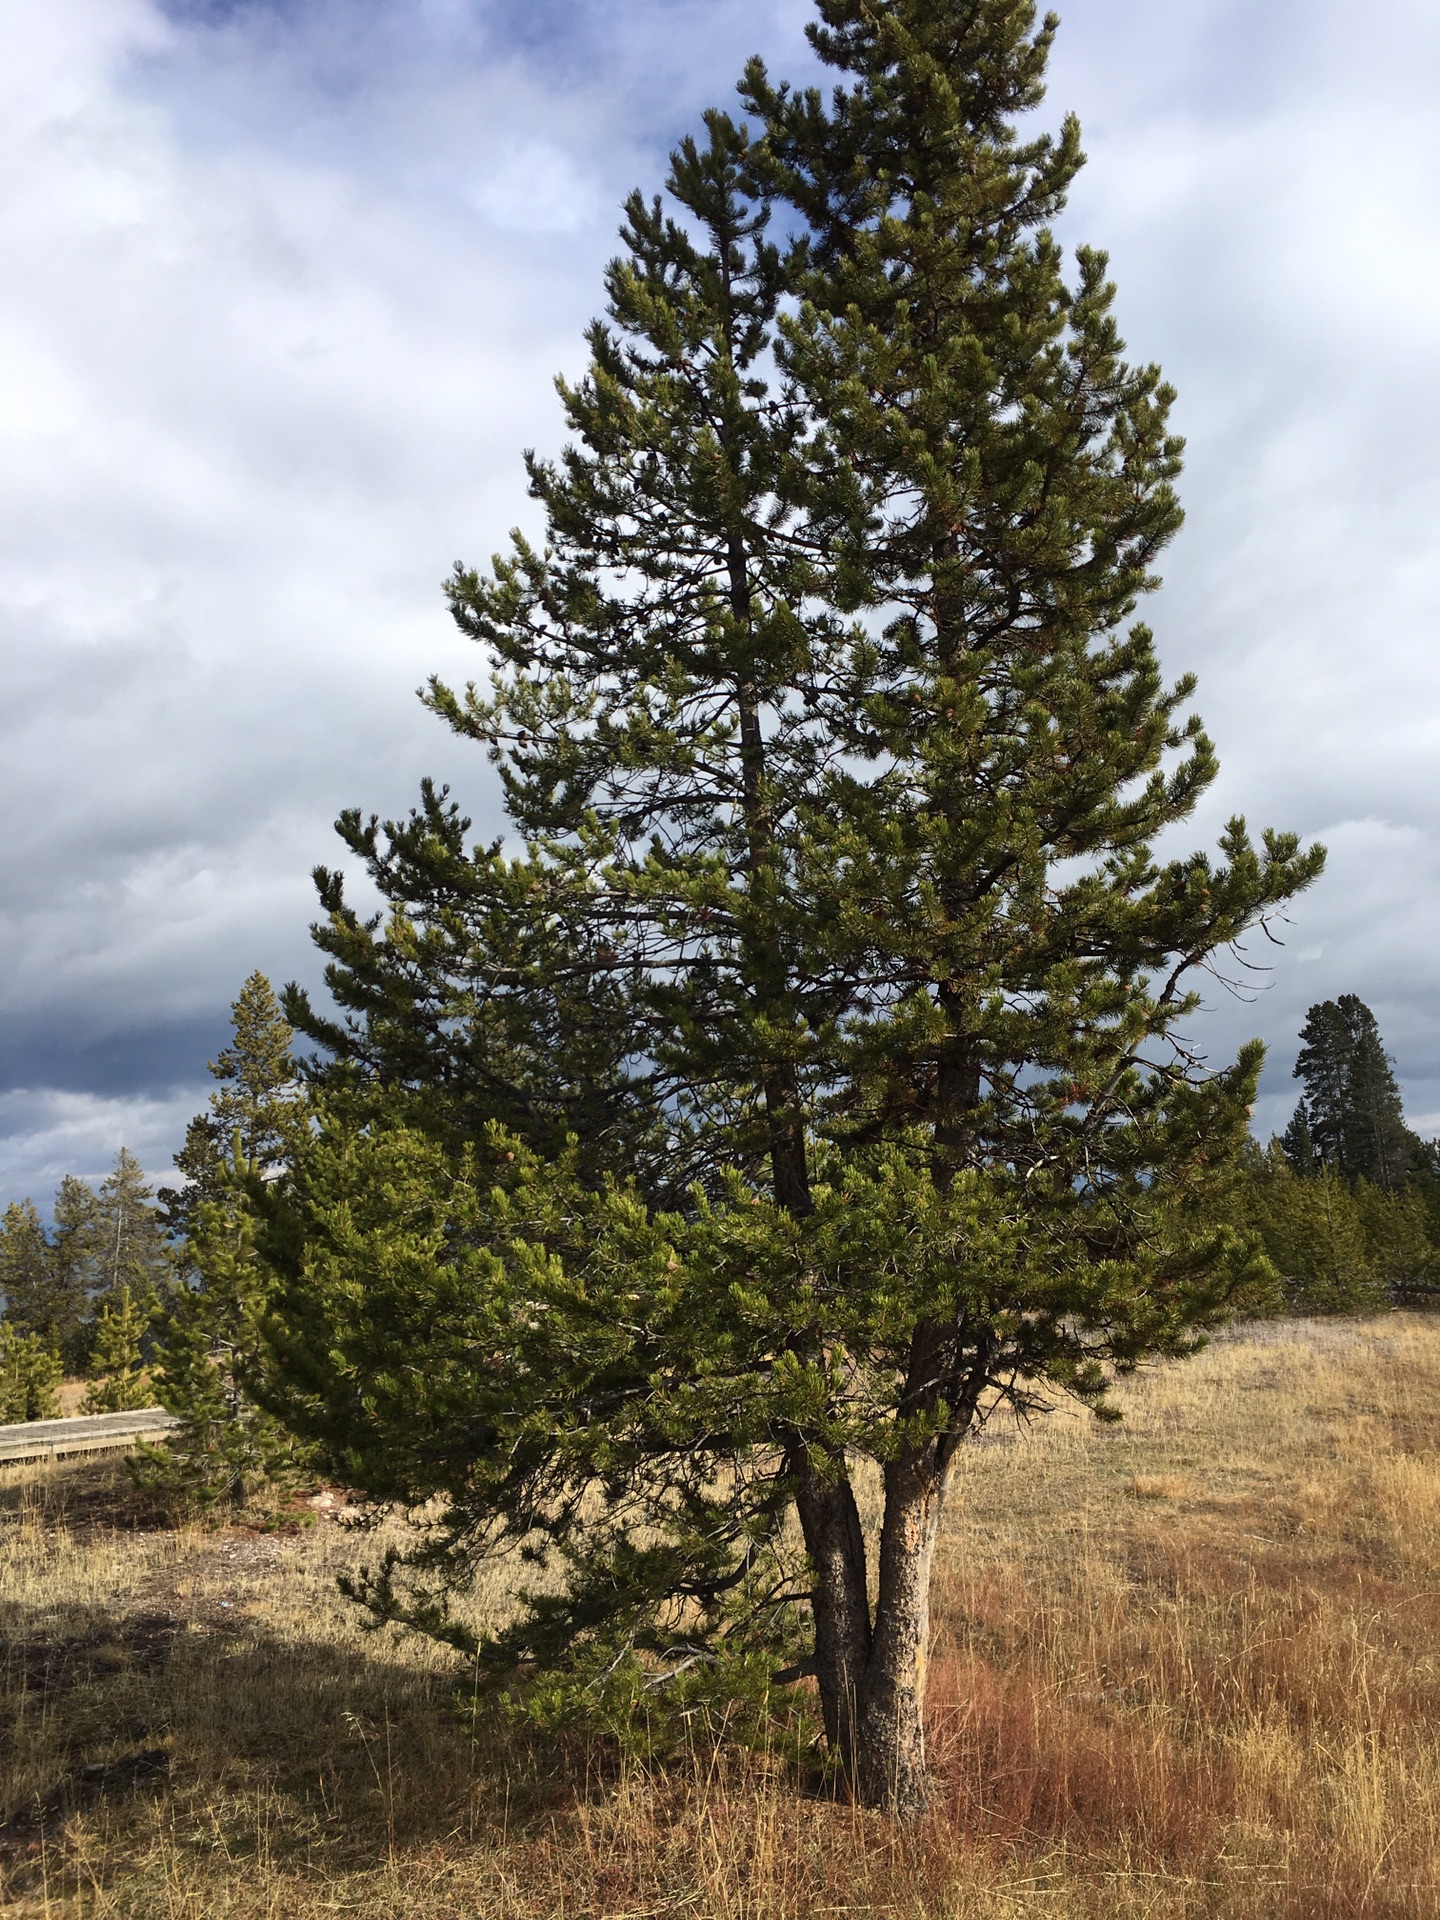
top-left (5, 1315), bottom-right (1440, 1917)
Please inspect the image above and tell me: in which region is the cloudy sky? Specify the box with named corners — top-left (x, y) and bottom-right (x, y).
top-left (2, 0), bottom-right (1438, 1207)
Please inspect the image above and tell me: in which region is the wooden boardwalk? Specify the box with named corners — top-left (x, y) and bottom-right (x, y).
top-left (0, 1408), bottom-right (180, 1464)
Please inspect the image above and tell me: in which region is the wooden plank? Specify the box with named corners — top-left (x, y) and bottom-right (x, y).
top-left (0, 1408), bottom-right (180, 1464)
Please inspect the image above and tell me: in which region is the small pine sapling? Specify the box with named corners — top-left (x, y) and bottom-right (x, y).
top-left (83, 1286), bottom-right (152, 1413)
top-left (0, 1323), bottom-right (62, 1423)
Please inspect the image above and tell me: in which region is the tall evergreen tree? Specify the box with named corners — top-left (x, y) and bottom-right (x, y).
top-left (93, 1149), bottom-right (174, 1320)
top-left (0, 1200), bottom-right (73, 1355)
top-left (161, 971), bottom-right (307, 1241)
top-left (48, 1175), bottom-right (103, 1369)
top-left (1292, 995), bottom-right (1421, 1189)
top-left (0, 1200), bottom-right (48, 1314)
top-left (147, 975), bottom-right (309, 1505)
top-left (260, 0), bottom-right (1322, 1815)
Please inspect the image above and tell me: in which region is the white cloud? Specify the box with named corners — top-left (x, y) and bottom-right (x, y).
top-left (2, 0), bottom-right (1439, 1202)
top-left (0, 0), bottom-right (616, 1053)
top-left (1048, 0), bottom-right (1440, 1129)
top-left (469, 141), bottom-right (600, 233)
top-left (0, 1086), bottom-right (198, 1202)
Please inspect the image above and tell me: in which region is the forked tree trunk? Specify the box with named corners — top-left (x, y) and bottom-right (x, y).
top-left (798, 1445), bottom-right (954, 1817)
top-left (853, 1453), bottom-right (948, 1816)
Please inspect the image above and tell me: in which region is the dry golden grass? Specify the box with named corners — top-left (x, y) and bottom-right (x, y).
top-left (6, 1315), bottom-right (1440, 1915)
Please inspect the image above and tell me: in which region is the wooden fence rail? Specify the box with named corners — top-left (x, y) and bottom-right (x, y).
top-left (0, 1409), bottom-right (180, 1465)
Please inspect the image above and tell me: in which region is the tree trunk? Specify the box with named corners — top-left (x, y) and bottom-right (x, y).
top-left (852, 1449), bottom-right (949, 1817)
top-left (794, 1462), bottom-right (871, 1763)
top-left (795, 1441), bottom-right (955, 1817)
top-left (724, 526), bottom-right (813, 1223)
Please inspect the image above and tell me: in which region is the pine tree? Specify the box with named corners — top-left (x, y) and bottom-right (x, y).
top-left (93, 1150), bottom-right (174, 1319)
top-left (160, 972), bottom-right (306, 1242)
top-left (258, 0), bottom-right (1322, 1815)
top-left (49, 1175), bottom-right (103, 1368)
top-left (0, 1200), bottom-right (76, 1356)
top-left (83, 1286), bottom-right (151, 1413)
top-left (1280, 1103), bottom-right (1316, 1175)
top-left (146, 975), bottom-right (308, 1505)
top-left (735, 10), bottom-right (1321, 1802)
top-left (1345, 1003), bottom-right (1421, 1188)
top-left (1293, 995), bottom-right (1422, 1189)
top-left (0, 1201), bottom-right (48, 1319)
top-left (0, 1322), bottom-right (62, 1422)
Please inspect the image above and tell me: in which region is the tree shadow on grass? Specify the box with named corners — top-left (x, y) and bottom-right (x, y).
top-left (0, 1462), bottom-right (819, 1911)
top-left (0, 1573), bottom-right (591, 1908)
top-left (0, 1453), bottom-right (181, 1537)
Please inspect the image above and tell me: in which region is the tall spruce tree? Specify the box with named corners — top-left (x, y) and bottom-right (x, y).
top-left (93, 1150), bottom-right (174, 1318)
top-left (259, 0), bottom-right (1322, 1815)
top-left (1291, 995), bottom-right (1422, 1189)
top-left (0, 1200), bottom-right (73, 1356)
top-left (147, 975), bottom-right (309, 1505)
top-left (161, 972), bottom-right (306, 1238)
top-left (49, 1175), bottom-right (103, 1367)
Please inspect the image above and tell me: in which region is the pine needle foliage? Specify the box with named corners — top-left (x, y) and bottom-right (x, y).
top-left (145, 975), bottom-right (310, 1508)
top-left (0, 1322), bottom-right (62, 1423)
top-left (83, 1286), bottom-right (151, 1414)
top-left (1223, 1143), bottom-right (1387, 1317)
top-left (1287, 995), bottom-right (1428, 1191)
top-left (261, 0), bottom-right (1324, 1815)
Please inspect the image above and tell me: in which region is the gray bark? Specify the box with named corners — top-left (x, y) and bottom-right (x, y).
top-left (794, 1462), bottom-right (872, 1762)
top-left (854, 1452), bottom-right (950, 1816)
top-left (798, 1445), bottom-right (953, 1817)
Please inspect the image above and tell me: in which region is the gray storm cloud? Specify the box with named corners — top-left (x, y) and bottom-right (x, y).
top-left (2, 0), bottom-right (1438, 1202)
